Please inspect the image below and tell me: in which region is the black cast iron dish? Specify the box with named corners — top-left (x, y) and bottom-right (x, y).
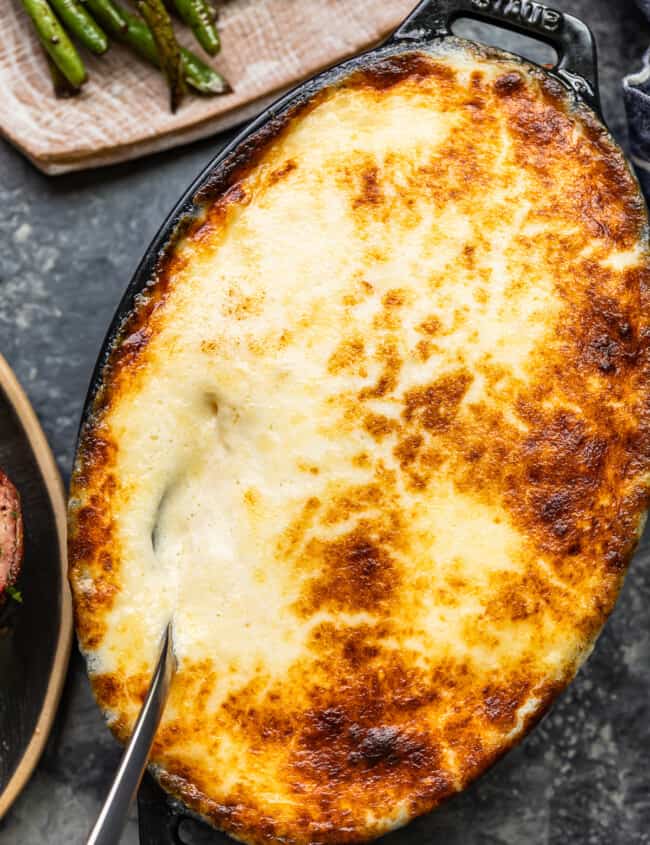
top-left (75, 1), bottom-right (628, 842)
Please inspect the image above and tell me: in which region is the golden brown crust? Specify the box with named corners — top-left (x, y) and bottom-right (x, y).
top-left (70, 45), bottom-right (650, 845)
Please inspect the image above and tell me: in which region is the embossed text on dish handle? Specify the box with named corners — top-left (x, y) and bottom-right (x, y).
top-left (469, 0), bottom-right (563, 34)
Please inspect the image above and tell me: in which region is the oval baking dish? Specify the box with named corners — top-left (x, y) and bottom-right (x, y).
top-left (69, 2), bottom-right (650, 844)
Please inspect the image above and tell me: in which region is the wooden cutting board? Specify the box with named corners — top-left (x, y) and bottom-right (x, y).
top-left (1, 0), bottom-right (413, 174)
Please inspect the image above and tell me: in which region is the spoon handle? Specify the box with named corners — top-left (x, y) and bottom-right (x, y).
top-left (87, 622), bottom-right (176, 845)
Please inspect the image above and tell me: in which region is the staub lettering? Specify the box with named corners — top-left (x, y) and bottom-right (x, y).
top-left (471, 0), bottom-right (563, 32)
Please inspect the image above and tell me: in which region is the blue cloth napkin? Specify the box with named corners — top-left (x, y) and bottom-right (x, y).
top-left (624, 2), bottom-right (650, 194)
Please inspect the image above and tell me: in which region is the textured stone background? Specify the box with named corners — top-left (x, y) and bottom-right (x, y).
top-left (1, 1), bottom-right (649, 843)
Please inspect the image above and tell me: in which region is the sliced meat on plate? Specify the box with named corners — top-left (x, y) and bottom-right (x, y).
top-left (0, 468), bottom-right (23, 595)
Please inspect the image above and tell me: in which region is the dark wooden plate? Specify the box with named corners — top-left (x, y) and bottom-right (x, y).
top-left (0, 354), bottom-right (71, 818)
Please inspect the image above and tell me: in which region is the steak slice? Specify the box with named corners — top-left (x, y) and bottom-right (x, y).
top-left (0, 469), bottom-right (23, 594)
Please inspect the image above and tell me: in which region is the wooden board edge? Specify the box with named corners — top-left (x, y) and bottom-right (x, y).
top-left (5, 90), bottom-right (283, 176)
top-left (0, 354), bottom-right (72, 819)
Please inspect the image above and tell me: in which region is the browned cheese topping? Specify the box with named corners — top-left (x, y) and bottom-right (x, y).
top-left (69, 46), bottom-right (650, 845)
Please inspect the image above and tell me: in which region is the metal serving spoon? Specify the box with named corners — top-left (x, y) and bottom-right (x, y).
top-left (86, 622), bottom-right (176, 845)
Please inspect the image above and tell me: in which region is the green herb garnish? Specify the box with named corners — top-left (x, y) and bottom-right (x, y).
top-left (6, 585), bottom-right (23, 603)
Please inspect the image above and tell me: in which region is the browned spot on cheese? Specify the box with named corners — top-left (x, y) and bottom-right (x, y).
top-left (269, 158), bottom-right (297, 184)
top-left (482, 681), bottom-right (529, 729)
top-left (244, 488), bottom-right (261, 508)
top-left (327, 336), bottom-right (366, 374)
top-left (200, 339), bottom-right (218, 355)
top-left (417, 316), bottom-right (441, 336)
top-left (297, 527), bottom-right (399, 615)
top-left (353, 165), bottom-right (384, 208)
top-left (382, 289), bottom-right (407, 309)
top-left (416, 339), bottom-right (434, 361)
top-left (494, 71), bottom-right (525, 97)
top-left (191, 184), bottom-right (248, 245)
top-left (494, 76), bottom-right (645, 249)
top-left (294, 720), bottom-right (442, 783)
top-left (321, 481), bottom-right (387, 525)
top-left (359, 341), bottom-right (402, 400)
top-left (224, 286), bottom-right (265, 320)
top-left (364, 412), bottom-right (398, 440)
top-left (118, 327), bottom-right (151, 364)
top-left (277, 496), bottom-right (321, 559)
top-left (575, 292), bottom-right (639, 374)
top-left (92, 673), bottom-right (122, 711)
top-left (393, 434), bottom-right (424, 469)
top-left (353, 451), bottom-right (372, 469)
top-left (279, 621), bottom-right (454, 804)
top-left (359, 53), bottom-right (455, 91)
top-left (403, 371), bottom-right (473, 433)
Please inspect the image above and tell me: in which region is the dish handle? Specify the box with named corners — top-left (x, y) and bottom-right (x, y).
top-left (389, 0), bottom-right (601, 115)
